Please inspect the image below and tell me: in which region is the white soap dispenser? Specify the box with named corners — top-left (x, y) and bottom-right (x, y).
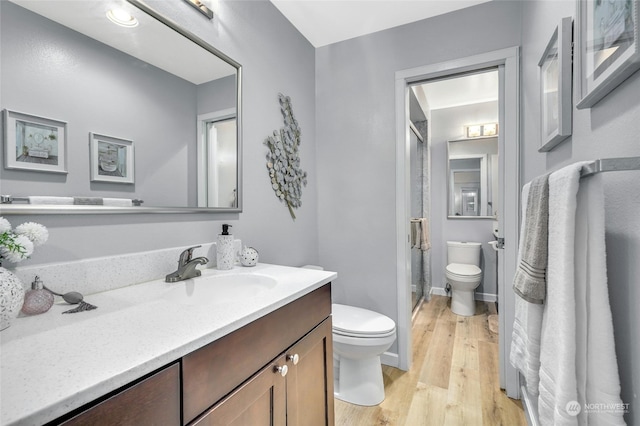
top-left (216, 224), bottom-right (234, 270)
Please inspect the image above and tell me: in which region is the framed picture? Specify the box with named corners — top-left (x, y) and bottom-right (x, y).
top-left (538, 17), bottom-right (573, 152)
top-left (576, 0), bottom-right (640, 109)
top-left (89, 133), bottom-right (135, 184)
top-left (2, 109), bottom-right (68, 173)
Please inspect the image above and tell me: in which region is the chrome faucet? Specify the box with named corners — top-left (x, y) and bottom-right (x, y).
top-left (165, 245), bottom-right (209, 283)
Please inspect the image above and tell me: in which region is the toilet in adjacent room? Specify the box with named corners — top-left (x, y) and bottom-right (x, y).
top-left (445, 241), bottom-right (483, 316)
top-left (300, 265), bottom-right (396, 406)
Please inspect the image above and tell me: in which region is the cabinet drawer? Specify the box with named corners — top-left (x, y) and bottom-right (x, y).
top-left (182, 284), bottom-right (331, 424)
top-left (59, 362), bottom-right (180, 426)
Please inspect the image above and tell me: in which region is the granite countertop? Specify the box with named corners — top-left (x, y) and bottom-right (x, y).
top-left (0, 263), bottom-right (336, 426)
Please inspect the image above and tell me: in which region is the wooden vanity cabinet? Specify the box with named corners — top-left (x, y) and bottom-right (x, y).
top-left (193, 318), bottom-right (334, 426)
top-left (183, 284), bottom-right (333, 425)
top-left (58, 362), bottom-right (181, 426)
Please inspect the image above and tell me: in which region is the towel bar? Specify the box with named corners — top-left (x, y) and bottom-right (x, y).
top-left (1, 195), bottom-right (144, 206)
top-left (580, 156), bottom-right (640, 178)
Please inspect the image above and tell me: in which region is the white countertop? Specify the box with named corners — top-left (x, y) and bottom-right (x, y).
top-left (0, 264), bottom-right (336, 426)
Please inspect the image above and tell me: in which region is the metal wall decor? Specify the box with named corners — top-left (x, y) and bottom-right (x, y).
top-left (264, 93), bottom-right (307, 220)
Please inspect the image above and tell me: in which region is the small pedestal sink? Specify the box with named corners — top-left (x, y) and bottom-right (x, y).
top-left (164, 273), bottom-right (277, 305)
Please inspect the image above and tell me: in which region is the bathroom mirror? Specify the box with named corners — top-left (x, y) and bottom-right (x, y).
top-left (447, 137), bottom-right (498, 218)
top-left (0, 0), bottom-right (242, 214)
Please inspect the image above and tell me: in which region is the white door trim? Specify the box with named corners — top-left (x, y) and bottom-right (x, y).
top-left (394, 47), bottom-right (521, 398)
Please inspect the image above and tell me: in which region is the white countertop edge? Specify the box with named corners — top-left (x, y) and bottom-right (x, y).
top-left (1, 264), bottom-right (336, 426)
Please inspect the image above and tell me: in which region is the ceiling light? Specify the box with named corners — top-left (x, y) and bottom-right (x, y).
top-left (106, 9), bottom-right (139, 28)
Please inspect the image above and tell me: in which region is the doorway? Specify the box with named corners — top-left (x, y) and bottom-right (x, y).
top-left (395, 47), bottom-right (521, 398)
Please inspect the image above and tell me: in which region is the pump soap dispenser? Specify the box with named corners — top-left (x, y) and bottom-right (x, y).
top-left (216, 224), bottom-right (235, 270)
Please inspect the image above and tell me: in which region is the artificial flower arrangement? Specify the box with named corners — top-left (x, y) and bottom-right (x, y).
top-left (0, 217), bottom-right (48, 264)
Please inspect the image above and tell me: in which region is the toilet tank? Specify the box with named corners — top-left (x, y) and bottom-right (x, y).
top-left (447, 241), bottom-right (481, 266)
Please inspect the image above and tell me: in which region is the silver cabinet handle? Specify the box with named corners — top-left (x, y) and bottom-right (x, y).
top-left (274, 364), bottom-right (288, 377)
top-left (287, 354), bottom-right (299, 365)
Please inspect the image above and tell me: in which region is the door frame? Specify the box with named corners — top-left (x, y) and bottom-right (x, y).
top-left (394, 47), bottom-right (521, 398)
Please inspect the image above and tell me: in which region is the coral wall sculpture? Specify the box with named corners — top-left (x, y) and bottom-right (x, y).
top-left (264, 93), bottom-right (307, 220)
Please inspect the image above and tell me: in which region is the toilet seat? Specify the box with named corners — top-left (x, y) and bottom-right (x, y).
top-left (332, 304), bottom-right (396, 338)
top-left (446, 263), bottom-right (482, 280)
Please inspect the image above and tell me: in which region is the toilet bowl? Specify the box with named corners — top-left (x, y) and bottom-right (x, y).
top-left (332, 303), bottom-right (396, 406)
top-left (446, 241), bottom-right (482, 316)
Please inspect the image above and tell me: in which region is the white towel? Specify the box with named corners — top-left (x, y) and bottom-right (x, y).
top-left (510, 183), bottom-right (545, 400)
top-left (410, 218), bottom-right (431, 251)
top-left (28, 196), bottom-right (74, 205)
top-left (538, 162), bottom-right (589, 426)
top-left (574, 174), bottom-right (625, 426)
top-left (103, 198), bottom-right (133, 207)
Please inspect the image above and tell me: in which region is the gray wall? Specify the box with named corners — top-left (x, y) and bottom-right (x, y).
top-left (520, 2), bottom-right (640, 423)
top-left (2, 0), bottom-right (319, 270)
top-left (431, 101), bottom-right (498, 296)
top-left (316, 1), bottom-right (522, 355)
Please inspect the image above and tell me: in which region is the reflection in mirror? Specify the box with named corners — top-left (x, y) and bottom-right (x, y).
top-left (0, 0), bottom-right (241, 213)
top-left (447, 137), bottom-right (498, 218)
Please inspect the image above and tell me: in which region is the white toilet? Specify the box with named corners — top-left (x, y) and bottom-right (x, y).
top-left (332, 303), bottom-right (396, 406)
top-left (445, 241), bottom-right (483, 316)
top-left (301, 265), bottom-right (396, 406)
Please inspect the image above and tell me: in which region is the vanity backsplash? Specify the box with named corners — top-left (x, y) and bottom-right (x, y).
top-left (12, 240), bottom-right (241, 296)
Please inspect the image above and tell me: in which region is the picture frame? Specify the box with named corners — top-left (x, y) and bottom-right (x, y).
top-left (576, 0), bottom-right (640, 109)
top-left (538, 17), bottom-right (573, 152)
top-left (89, 133), bottom-right (135, 184)
top-left (2, 109), bottom-right (68, 174)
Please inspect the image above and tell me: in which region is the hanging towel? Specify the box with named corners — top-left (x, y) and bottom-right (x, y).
top-left (574, 173), bottom-right (625, 426)
top-left (510, 183), bottom-right (545, 400)
top-left (73, 197), bottom-right (103, 205)
top-left (419, 218), bottom-right (430, 251)
top-left (410, 219), bottom-right (421, 248)
top-left (513, 173), bottom-right (550, 304)
top-left (537, 162), bottom-right (588, 426)
top-left (28, 196), bottom-right (74, 205)
top-left (103, 198), bottom-right (133, 207)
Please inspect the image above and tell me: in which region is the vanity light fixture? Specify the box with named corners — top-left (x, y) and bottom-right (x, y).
top-left (106, 8), bottom-right (139, 28)
top-left (464, 122), bottom-right (498, 138)
top-left (183, 0), bottom-right (214, 19)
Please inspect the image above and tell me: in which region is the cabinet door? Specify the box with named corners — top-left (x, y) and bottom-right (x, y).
top-left (192, 356), bottom-right (288, 426)
top-left (285, 318), bottom-right (334, 426)
top-left (60, 363), bottom-right (180, 426)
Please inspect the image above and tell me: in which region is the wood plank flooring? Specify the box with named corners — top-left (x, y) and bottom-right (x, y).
top-left (334, 295), bottom-right (526, 426)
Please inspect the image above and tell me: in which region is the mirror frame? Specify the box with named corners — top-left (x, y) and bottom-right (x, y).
top-left (0, 0), bottom-right (242, 215)
top-left (446, 137), bottom-right (497, 220)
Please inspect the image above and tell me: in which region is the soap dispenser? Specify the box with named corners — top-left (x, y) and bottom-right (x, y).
top-left (216, 224), bottom-right (234, 270)
top-left (21, 276), bottom-right (54, 315)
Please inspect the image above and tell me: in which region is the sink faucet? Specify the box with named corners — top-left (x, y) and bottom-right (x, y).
top-left (166, 245), bottom-right (209, 283)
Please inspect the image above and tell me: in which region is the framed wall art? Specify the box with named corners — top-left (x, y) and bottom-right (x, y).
top-left (576, 0), bottom-right (640, 108)
top-left (2, 109), bottom-right (68, 173)
top-left (89, 133), bottom-right (135, 184)
top-left (538, 17), bottom-right (573, 152)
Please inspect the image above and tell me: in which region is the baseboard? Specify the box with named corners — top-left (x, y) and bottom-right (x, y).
top-left (429, 287), bottom-right (497, 303)
top-left (380, 351), bottom-right (399, 368)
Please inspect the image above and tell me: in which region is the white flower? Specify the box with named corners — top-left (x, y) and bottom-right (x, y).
top-left (0, 217), bottom-right (11, 234)
top-left (15, 222), bottom-right (49, 246)
top-left (0, 234), bottom-right (33, 263)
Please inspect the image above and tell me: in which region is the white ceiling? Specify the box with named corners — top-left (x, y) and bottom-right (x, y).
top-left (270, 0), bottom-right (492, 47)
top-left (414, 69), bottom-right (499, 111)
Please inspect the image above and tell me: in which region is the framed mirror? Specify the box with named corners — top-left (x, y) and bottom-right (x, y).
top-left (447, 137), bottom-right (498, 219)
top-left (0, 0), bottom-right (242, 214)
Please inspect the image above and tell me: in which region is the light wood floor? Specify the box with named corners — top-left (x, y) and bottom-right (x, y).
top-left (334, 295), bottom-right (526, 426)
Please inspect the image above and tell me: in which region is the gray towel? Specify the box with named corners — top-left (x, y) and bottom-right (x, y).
top-left (513, 174), bottom-right (549, 304)
top-left (73, 197), bottom-right (103, 205)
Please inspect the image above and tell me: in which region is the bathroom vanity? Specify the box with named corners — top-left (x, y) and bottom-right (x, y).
top-left (0, 264), bottom-right (335, 425)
